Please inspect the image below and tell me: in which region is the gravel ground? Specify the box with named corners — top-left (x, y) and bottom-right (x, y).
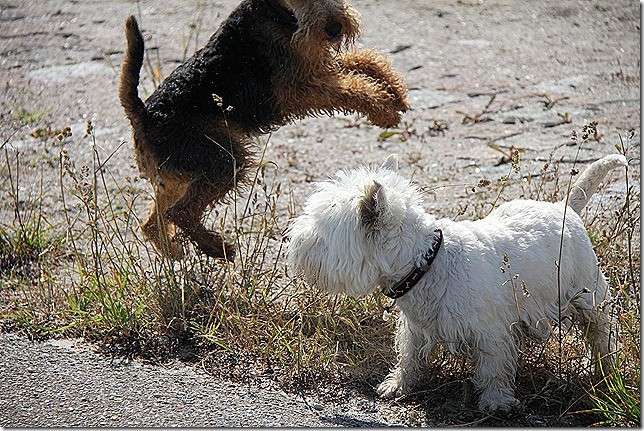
top-left (0, 333), bottom-right (402, 427)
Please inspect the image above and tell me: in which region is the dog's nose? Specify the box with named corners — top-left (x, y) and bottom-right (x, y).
top-left (325, 21), bottom-right (343, 39)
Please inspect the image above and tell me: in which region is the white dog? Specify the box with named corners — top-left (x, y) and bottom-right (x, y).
top-left (287, 153), bottom-right (625, 411)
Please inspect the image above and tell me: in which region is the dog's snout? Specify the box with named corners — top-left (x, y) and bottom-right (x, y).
top-left (325, 21), bottom-right (343, 39)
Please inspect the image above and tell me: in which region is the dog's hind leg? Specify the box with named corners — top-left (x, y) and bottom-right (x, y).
top-left (377, 316), bottom-right (427, 398)
top-left (166, 180), bottom-right (235, 261)
top-left (141, 179), bottom-right (187, 260)
top-left (571, 282), bottom-right (616, 372)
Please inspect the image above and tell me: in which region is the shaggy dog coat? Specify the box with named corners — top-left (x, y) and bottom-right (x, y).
top-left (287, 153), bottom-right (625, 411)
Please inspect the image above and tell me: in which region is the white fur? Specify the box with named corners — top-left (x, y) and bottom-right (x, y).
top-left (287, 153), bottom-right (624, 411)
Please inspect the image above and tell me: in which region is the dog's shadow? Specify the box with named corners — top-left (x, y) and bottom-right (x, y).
top-left (342, 348), bottom-right (604, 427)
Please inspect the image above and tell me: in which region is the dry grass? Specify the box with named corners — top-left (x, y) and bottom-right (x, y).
top-left (0, 123), bottom-right (395, 387)
top-left (0, 116), bottom-right (639, 426)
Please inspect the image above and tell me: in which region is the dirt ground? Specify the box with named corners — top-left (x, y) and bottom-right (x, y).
top-left (1, 0), bottom-right (639, 212)
top-left (0, 0), bottom-right (640, 426)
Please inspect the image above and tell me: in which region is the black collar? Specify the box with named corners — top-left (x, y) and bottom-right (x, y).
top-left (382, 229), bottom-right (443, 299)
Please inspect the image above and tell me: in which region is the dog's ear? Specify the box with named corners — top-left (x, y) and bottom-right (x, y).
top-left (359, 181), bottom-right (386, 233)
top-left (380, 154), bottom-right (398, 172)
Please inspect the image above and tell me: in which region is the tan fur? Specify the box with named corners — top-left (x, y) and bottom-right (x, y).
top-left (119, 0), bottom-right (408, 261)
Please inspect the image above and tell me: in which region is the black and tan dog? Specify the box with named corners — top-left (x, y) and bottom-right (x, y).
top-left (119, 0), bottom-right (409, 261)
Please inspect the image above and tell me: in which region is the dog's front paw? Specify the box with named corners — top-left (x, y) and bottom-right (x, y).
top-left (369, 110), bottom-right (403, 129)
top-left (477, 394), bottom-right (521, 413)
top-left (384, 82), bottom-right (409, 114)
top-left (376, 376), bottom-right (409, 399)
top-left (369, 85), bottom-right (408, 128)
top-left (199, 239), bottom-right (236, 262)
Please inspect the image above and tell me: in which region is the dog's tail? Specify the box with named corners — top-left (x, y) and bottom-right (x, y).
top-left (119, 15), bottom-right (147, 129)
top-left (566, 154), bottom-right (627, 213)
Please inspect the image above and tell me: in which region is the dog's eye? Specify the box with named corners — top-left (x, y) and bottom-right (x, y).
top-left (325, 21), bottom-right (343, 38)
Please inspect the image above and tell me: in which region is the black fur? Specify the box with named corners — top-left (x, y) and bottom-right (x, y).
top-left (141, 0), bottom-right (298, 180)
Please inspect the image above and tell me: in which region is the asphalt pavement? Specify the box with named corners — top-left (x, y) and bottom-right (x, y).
top-left (0, 333), bottom-right (399, 427)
